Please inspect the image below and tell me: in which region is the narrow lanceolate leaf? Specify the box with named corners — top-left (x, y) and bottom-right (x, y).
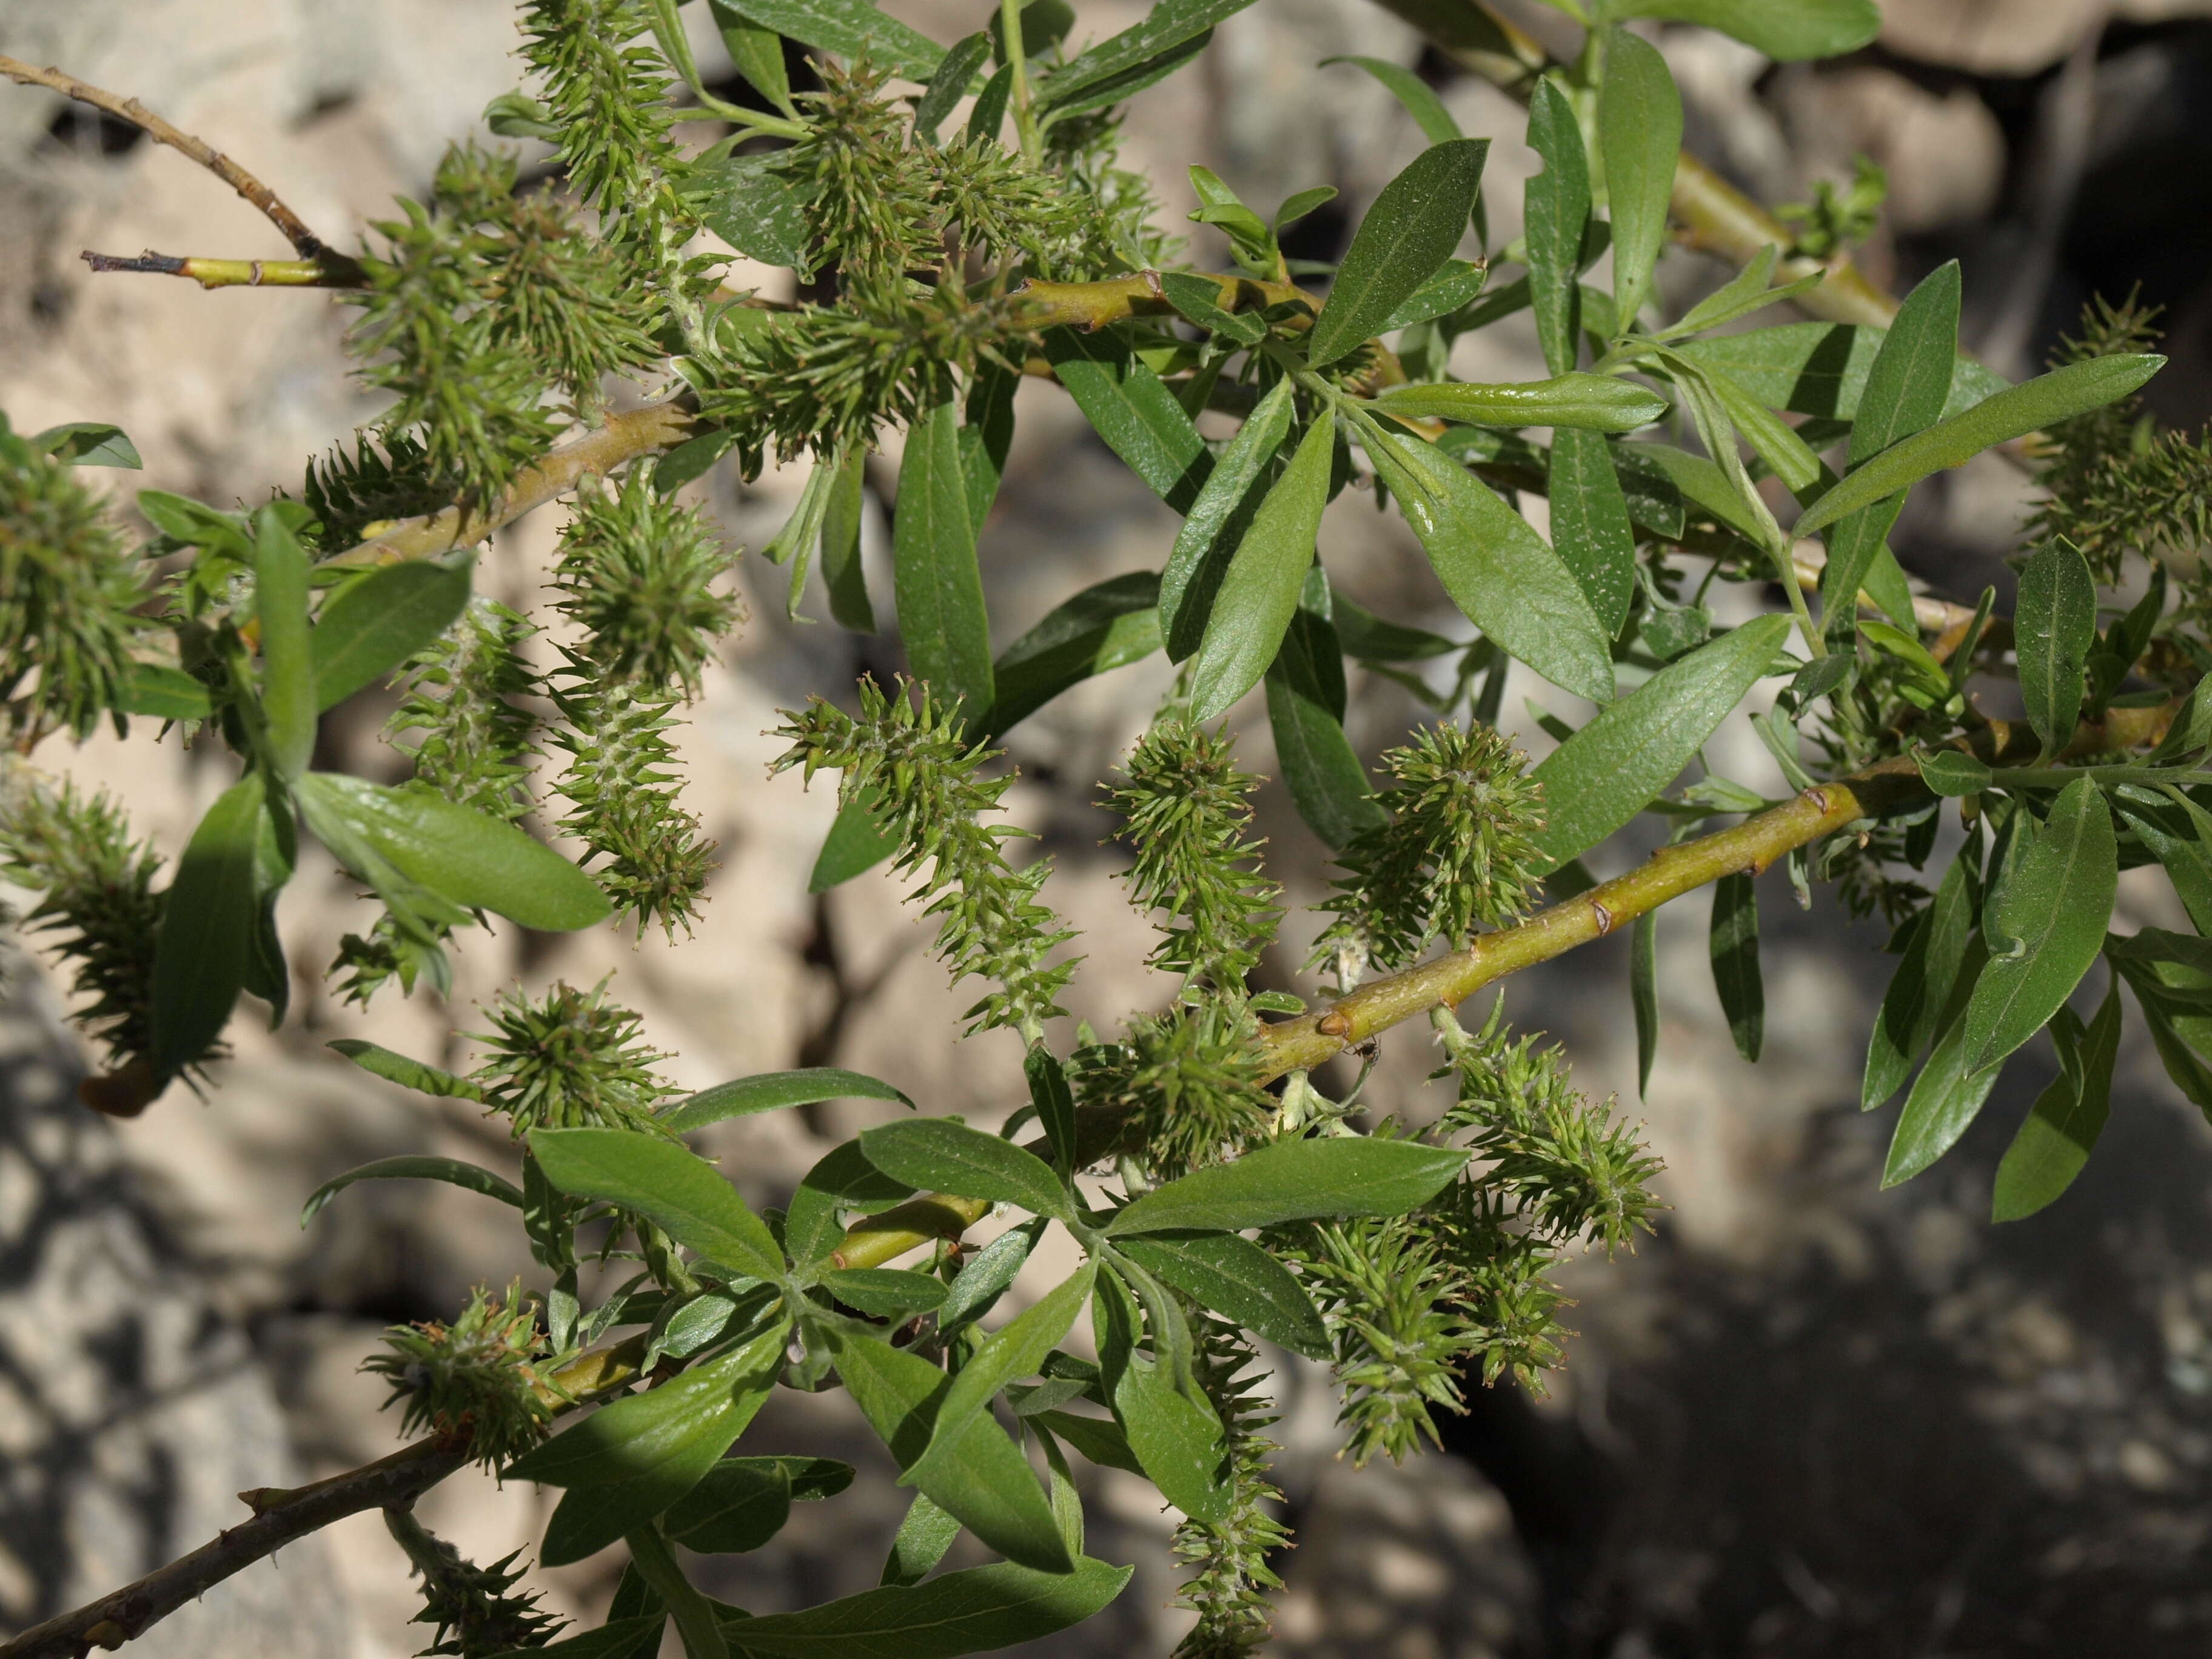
top-left (894, 395), bottom-right (991, 726)
top-left (254, 511), bottom-right (315, 780)
top-left (1863, 845), bottom-right (1979, 1108)
top-left (1161, 378), bottom-right (1293, 660)
top-left (820, 444), bottom-right (876, 632)
top-left (1188, 415), bottom-right (1335, 722)
top-left (1373, 375), bottom-right (1666, 432)
top-left (1359, 418), bottom-right (1613, 704)
top-left (910, 1261), bottom-right (1096, 1483)
top-left (1106, 1136), bottom-right (1469, 1236)
top-left (1848, 261), bottom-right (1960, 466)
top-left (1882, 938), bottom-right (1995, 1187)
top-left (1113, 1232), bottom-right (1330, 1358)
top-left (328, 1037), bottom-right (483, 1100)
top-left (1523, 79), bottom-right (1589, 377)
top-left (984, 573), bottom-right (1161, 736)
top-left (1322, 54), bottom-right (1461, 144)
top-left (1041, 327), bottom-right (1210, 512)
top-left (809, 785), bottom-right (898, 894)
top-left (300, 1155), bottom-right (523, 1225)
top-left (1527, 615), bottom-right (1791, 872)
top-left (1267, 611), bottom-right (1389, 848)
top-left (911, 30), bottom-right (991, 139)
top-left (1675, 323), bottom-right (2005, 422)
top-left (833, 1329), bottom-right (1071, 1572)
top-left (1794, 355), bottom-right (2166, 537)
top-left (708, 0), bottom-right (946, 82)
top-left (720, 1558), bottom-right (1134, 1656)
top-left (1708, 872), bottom-right (1763, 1062)
top-left (1963, 778), bottom-right (2117, 1074)
top-left (859, 1118), bottom-right (1076, 1223)
top-left (150, 772), bottom-right (267, 1078)
top-left (529, 1128), bottom-right (786, 1281)
top-left (880, 1492), bottom-right (960, 1587)
top-left (1614, 0), bottom-right (1879, 60)
top-left (1026, 1043), bottom-right (1079, 1174)
top-left (2014, 540), bottom-right (2096, 761)
top-left (663, 1068), bottom-right (913, 1133)
top-left (665, 1458), bottom-right (794, 1555)
top-left (311, 560), bottom-right (471, 712)
top-left (1816, 492), bottom-right (1906, 641)
top-left (1992, 979), bottom-right (2120, 1222)
top-left (1092, 1269), bottom-right (1227, 1522)
top-left (1040, 0), bottom-right (1256, 110)
top-left (1631, 910), bottom-right (1660, 1098)
top-left (516, 1322), bottom-right (786, 1567)
top-left (1598, 28), bottom-right (1682, 335)
top-left (294, 773), bottom-right (610, 930)
top-left (1547, 426), bottom-right (1637, 635)
top-left (1306, 138), bottom-right (1489, 367)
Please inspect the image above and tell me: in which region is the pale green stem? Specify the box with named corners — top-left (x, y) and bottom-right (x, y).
top-left (1001, 0), bottom-right (1042, 165)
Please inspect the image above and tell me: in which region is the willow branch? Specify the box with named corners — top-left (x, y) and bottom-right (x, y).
top-left (318, 398), bottom-right (701, 569)
top-left (0, 53), bottom-right (366, 286)
top-left (79, 250), bottom-right (365, 290)
top-left (1255, 700), bottom-right (2178, 1079)
top-left (0, 1333), bottom-right (650, 1659)
top-left (1011, 270), bottom-right (1319, 332)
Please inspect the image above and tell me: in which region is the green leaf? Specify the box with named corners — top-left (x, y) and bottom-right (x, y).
top-left (708, 0), bottom-right (799, 115)
top-left (2116, 788), bottom-right (2212, 934)
top-left (254, 509), bottom-right (315, 780)
top-left (910, 1261), bottom-right (1096, 1484)
top-left (1307, 139), bottom-right (1488, 368)
top-left (300, 1155), bottom-right (523, 1225)
top-left (1598, 29), bottom-right (1681, 335)
top-left (1631, 909), bottom-right (1659, 1098)
top-left (1188, 415), bottom-right (1335, 722)
top-left (529, 1128), bottom-right (786, 1281)
top-left (295, 773), bottom-right (611, 931)
top-left (665, 1068), bottom-right (913, 1133)
top-left (116, 662), bottom-right (212, 720)
top-left (1794, 355), bottom-right (2165, 537)
top-left (1547, 426), bottom-right (1637, 635)
top-left (1358, 418), bottom-right (1613, 704)
top-left (783, 1141), bottom-right (914, 1272)
top-left (1863, 843), bottom-right (1980, 1108)
top-left (880, 1492), bottom-right (962, 1587)
top-left (1031, 1410), bottom-right (1142, 1475)
top-left (1613, 441), bottom-right (1765, 544)
top-left (831, 1329), bottom-right (1071, 1572)
top-left (982, 572), bottom-right (1161, 737)
top-left (1091, 1267), bottom-right (1225, 1521)
top-left (150, 772), bottom-right (266, 1078)
top-left (1962, 777), bottom-right (2117, 1074)
top-left (32, 421), bottom-right (140, 468)
top-left (1523, 79), bottom-right (1589, 377)
top-left (2015, 540), bottom-right (2096, 761)
top-left (1330, 589), bottom-right (1456, 662)
top-left (937, 1223), bottom-right (1036, 1331)
top-left (1113, 1232), bottom-right (1329, 1358)
top-left (1848, 260), bottom-right (1960, 466)
top-left (1612, 0), bottom-right (1879, 60)
top-left (820, 446), bottom-right (876, 632)
top-left (1106, 1134), bottom-right (1468, 1235)
top-left (913, 31), bottom-right (991, 139)
top-left (1159, 270), bottom-right (1267, 347)
top-left (664, 1457), bottom-right (793, 1554)
top-left (1041, 328), bottom-right (1210, 512)
top-left (809, 785), bottom-right (897, 893)
top-left (681, 150), bottom-right (816, 269)
top-left (1674, 322), bottom-right (2005, 421)
top-left (328, 1037), bottom-right (484, 1099)
top-left (1914, 749), bottom-right (1992, 798)
top-left (859, 1119), bottom-right (1075, 1223)
top-left (722, 1557), bottom-right (1132, 1655)
top-left (2110, 933), bottom-right (2212, 1118)
top-left (1708, 871), bottom-right (1763, 1062)
top-left (1025, 1043), bottom-right (1079, 1174)
top-left (818, 1268), bottom-right (948, 1319)
top-left (1526, 615), bottom-right (1792, 872)
top-left (707, 0), bottom-right (945, 81)
top-left (1266, 616), bottom-right (1389, 848)
top-left (1992, 979), bottom-right (2120, 1222)
top-left (1036, 28), bottom-right (1209, 121)
top-left (515, 1324), bottom-right (786, 1567)
top-left (1373, 375), bottom-right (1667, 432)
top-left (1657, 246), bottom-right (1811, 340)
top-left (894, 394), bottom-right (992, 726)
top-left (1161, 378), bottom-right (1294, 660)
top-left (310, 559), bottom-right (472, 711)
top-left (1322, 55), bottom-right (1460, 144)
top-left (1379, 260), bottom-right (1492, 332)
top-left (1882, 937), bottom-right (1996, 1187)
top-left (1039, 0), bottom-right (1255, 111)
top-left (1814, 492), bottom-right (1906, 639)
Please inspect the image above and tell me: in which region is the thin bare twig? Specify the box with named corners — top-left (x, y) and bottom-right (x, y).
top-left (0, 52), bottom-right (366, 284)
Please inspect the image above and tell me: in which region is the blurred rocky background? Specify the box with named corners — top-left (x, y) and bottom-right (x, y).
top-left (4, 0), bottom-right (2212, 1653)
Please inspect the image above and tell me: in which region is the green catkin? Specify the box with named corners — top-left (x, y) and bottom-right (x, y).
top-left (384, 1508), bottom-right (567, 1658)
top-left (363, 1282), bottom-right (557, 1468)
top-left (1171, 1319), bottom-right (1290, 1659)
top-left (469, 979), bottom-right (675, 1137)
